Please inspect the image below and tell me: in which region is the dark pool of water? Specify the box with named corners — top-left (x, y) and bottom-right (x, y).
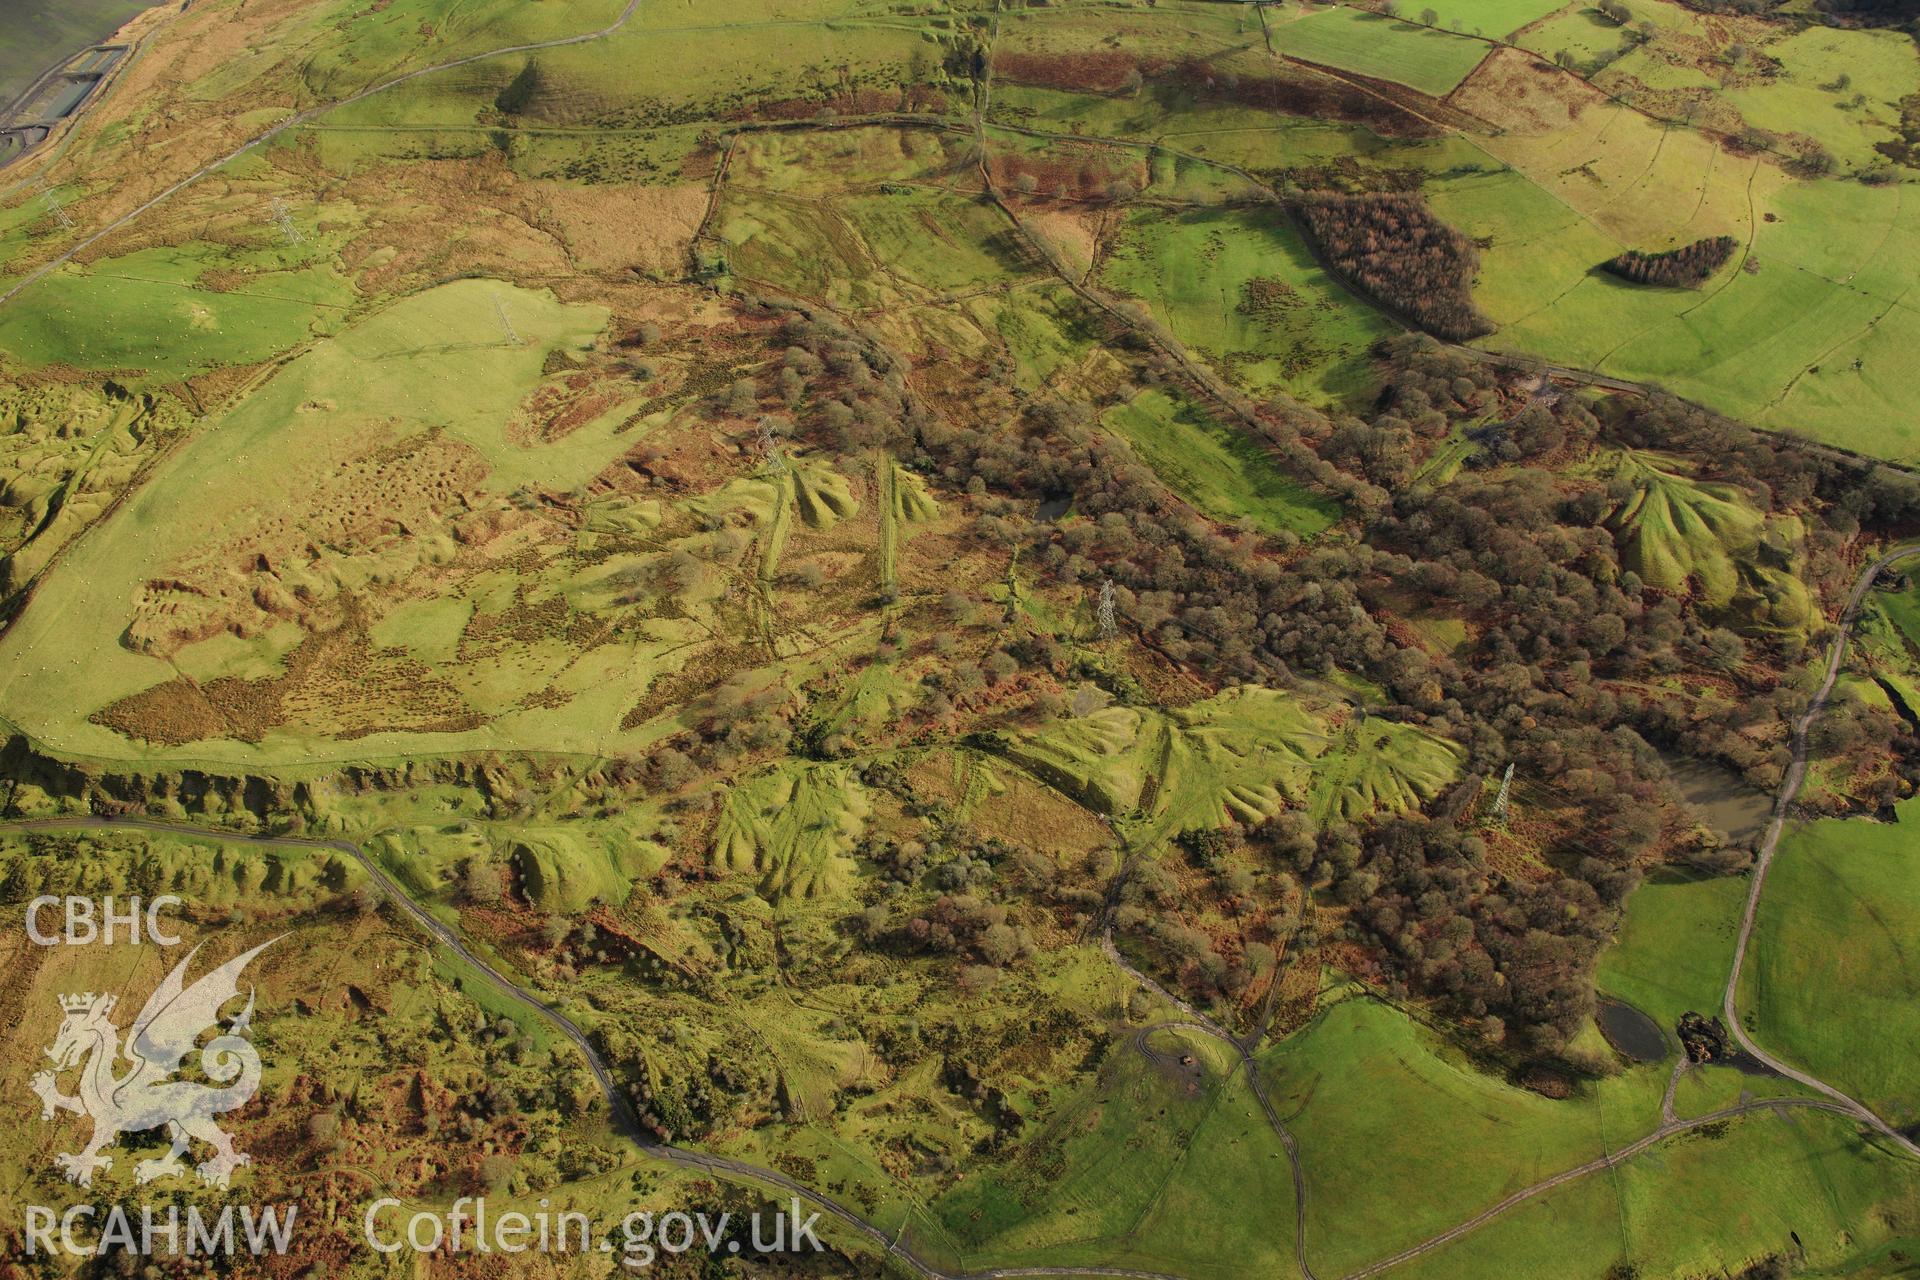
top-left (1597, 998), bottom-right (1668, 1063)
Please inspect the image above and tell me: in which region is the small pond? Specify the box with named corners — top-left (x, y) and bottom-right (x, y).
top-left (1596, 998), bottom-right (1668, 1063)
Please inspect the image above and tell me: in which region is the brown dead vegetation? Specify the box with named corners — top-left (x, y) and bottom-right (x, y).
top-left (94, 606), bottom-right (484, 746)
top-left (992, 49), bottom-right (1442, 137)
top-left (995, 50), bottom-right (1142, 95)
top-left (1449, 45), bottom-right (1603, 134)
top-left (1158, 55), bottom-right (1443, 137)
top-left (534, 179), bottom-right (709, 277)
top-left (1019, 205), bottom-right (1110, 280)
top-left (988, 147), bottom-right (1147, 203)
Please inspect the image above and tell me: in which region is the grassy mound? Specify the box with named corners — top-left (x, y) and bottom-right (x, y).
top-left (889, 463), bottom-right (940, 524)
top-left (1307, 716), bottom-right (1465, 825)
top-left (509, 826), bottom-right (664, 915)
top-left (789, 458), bottom-right (860, 530)
top-left (998, 686), bottom-right (1461, 845)
top-left (712, 762), bottom-right (872, 902)
top-left (0, 827), bottom-right (362, 910)
top-left (1601, 450), bottom-right (1812, 633)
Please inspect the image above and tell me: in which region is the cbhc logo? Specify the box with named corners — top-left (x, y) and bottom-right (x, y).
top-left (25, 896), bottom-right (183, 946)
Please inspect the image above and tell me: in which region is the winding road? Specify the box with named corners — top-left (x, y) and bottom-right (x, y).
top-left (1720, 543), bottom-right (1920, 1159)
top-left (1330, 540), bottom-right (1920, 1275)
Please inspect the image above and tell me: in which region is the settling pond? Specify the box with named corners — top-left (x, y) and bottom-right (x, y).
top-left (1596, 998), bottom-right (1668, 1063)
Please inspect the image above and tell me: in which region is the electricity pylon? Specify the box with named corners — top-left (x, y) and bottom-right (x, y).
top-left (270, 197), bottom-right (302, 245)
top-left (1490, 762), bottom-right (1515, 822)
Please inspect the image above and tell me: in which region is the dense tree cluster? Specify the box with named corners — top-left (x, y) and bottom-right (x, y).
top-left (1601, 235), bottom-right (1738, 287)
top-left (1874, 92), bottom-right (1920, 167)
top-left (1294, 194), bottom-right (1494, 340)
top-left (1304, 814), bottom-right (1626, 1050)
top-left (737, 297), bottom-right (1919, 1060)
top-left (769, 312), bottom-right (1390, 683)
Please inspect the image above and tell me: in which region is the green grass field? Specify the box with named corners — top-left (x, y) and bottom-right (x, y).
top-left (931, 1031), bottom-right (1297, 1278)
top-left (1411, 0), bottom-right (1564, 39)
top-left (1716, 26), bottom-right (1920, 170)
top-left (1741, 795), bottom-right (1920, 1131)
top-left (716, 191), bottom-right (894, 307)
top-left (182, 0), bottom-right (630, 107)
top-left (1264, 997), bottom-right (1668, 1277)
top-left (730, 125), bottom-right (977, 195)
top-left (1434, 139), bottom-right (1920, 462)
top-left (1102, 389), bottom-right (1339, 537)
top-left (1583, 2), bottom-right (1920, 173)
top-left (0, 243), bottom-right (356, 379)
top-left (1099, 206), bottom-right (1394, 405)
top-left (1514, 5), bottom-right (1637, 73)
top-left (1422, 11), bottom-right (1920, 468)
top-left (965, 284), bottom-right (1105, 392)
top-left (1270, 6), bottom-right (1491, 95)
top-left (994, 3), bottom-right (1255, 65)
top-left (1390, 1106), bottom-right (1920, 1279)
top-left (716, 188), bottom-right (1034, 308)
top-left (497, 16), bottom-right (944, 123)
top-left (839, 193), bottom-right (1035, 293)
top-left (1594, 869), bottom-right (1747, 1029)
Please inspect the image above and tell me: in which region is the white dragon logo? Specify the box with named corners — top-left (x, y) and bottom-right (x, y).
top-left (30, 938), bottom-right (277, 1189)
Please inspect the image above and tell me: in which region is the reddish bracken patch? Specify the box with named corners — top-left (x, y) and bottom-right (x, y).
top-left (988, 147), bottom-right (1139, 201)
top-left (995, 50), bottom-right (1141, 94)
top-left (516, 373), bottom-right (627, 444)
top-left (1156, 56), bottom-right (1439, 138)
